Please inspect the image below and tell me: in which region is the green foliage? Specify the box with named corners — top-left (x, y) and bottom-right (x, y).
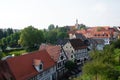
top-left (9, 49), bottom-right (27, 56)
top-left (80, 44), bottom-right (120, 80)
top-left (6, 28), bottom-right (13, 36)
top-left (65, 60), bottom-right (76, 71)
top-left (57, 32), bottom-right (68, 39)
top-left (77, 24), bottom-right (86, 30)
top-left (43, 26), bottom-right (68, 44)
top-left (0, 52), bottom-right (6, 59)
top-left (112, 39), bottom-right (120, 49)
top-left (19, 26), bottom-right (44, 51)
top-left (48, 24), bottom-right (55, 31)
top-left (0, 28), bottom-right (21, 52)
top-left (0, 51), bottom-right (3, 59)
top-left (0, 49), bottom-right (27, 59)
top-left (47, 30), bottom-right (58, 44)
top-left (0, 38), bottom-right (7, 52)
top-left (0, 29), bottom-right (4, 39)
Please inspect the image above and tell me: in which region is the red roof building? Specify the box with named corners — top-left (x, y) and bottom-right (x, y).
top-left (0, 50), bottom-right (56, 80)
top-left (39, 44), bottom-right (68, 79)
top-left (39, 44), bottom-right (61, 62)
top-left (68, 26), bottom-right (115, 45)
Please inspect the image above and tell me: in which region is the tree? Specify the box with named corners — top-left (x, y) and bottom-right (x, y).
top-left (19, 26), bottom-right (44, 51)
top-left (6, 28), bottom-right (13, 36)
top-left (65, 60), bottom-right (76, 71)
top-left (58, 27), bottom-right (67, 32)
top-left (0, 38), bottom-right (7, 52)
top-left (81, 44), bottom-right (120, 80)
top-left (47, 30), bottom-right (57, 44)
top-left (77, 24), bottom-right (86, 30)
top-left (57, 32), bottom-right (68, 39)
top-left (112, 39), bottom-right (120, 48)
top-left (43, 26), bottom-right (68, 44)
top-left (48, 24), bottom-right (55, 30)
top-left (0, 29), bottom-right (4, 39)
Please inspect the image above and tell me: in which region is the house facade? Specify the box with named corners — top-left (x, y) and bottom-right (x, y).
top-left (39, 44), bottom-right (68, 80)
top-left (0, 50), bottom-right (57, 80)
top-left (63, 39), bottom-right (88, 65)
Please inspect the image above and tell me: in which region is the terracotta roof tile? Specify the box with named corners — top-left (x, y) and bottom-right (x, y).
top-left (0, 60), bottom-right (13, 80)
top-left (39, 44), bottom-right (61, 62)
top-left (73, 26), bottom-right (114, 38)
top-left (6, 50), bottom-right (55, 80)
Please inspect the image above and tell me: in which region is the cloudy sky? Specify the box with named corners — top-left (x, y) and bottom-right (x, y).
top-left (0, 0), bottom-right (120, 29)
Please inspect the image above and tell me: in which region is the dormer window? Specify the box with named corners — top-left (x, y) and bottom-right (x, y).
top-left (39, 64), bottom-right (43, 70)
top-left (33, 59), bottom-right (43, 72)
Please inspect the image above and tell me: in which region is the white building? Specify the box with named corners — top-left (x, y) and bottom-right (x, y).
top-left (63, 39), bottom-right (89, 65)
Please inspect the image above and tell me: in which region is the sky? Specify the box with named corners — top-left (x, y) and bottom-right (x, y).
top-left (0, 0), bottom-right (120, 29)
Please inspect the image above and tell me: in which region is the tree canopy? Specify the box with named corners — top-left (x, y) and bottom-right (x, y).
top-left (48, 24), bottom-right (55, 31)
top-left (79, 44), bottom-right (120, 80)
top-left (19, 26), bottom-right (44, 51)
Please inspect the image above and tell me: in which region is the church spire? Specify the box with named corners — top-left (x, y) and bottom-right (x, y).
top-left (76, 19), bottom-right (78, 25)
top-left (75, 19), bottom-right (78, 29)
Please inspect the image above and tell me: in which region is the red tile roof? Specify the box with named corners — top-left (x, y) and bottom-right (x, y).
top-left (68, 26), bottom-right (114, 38)
top-left (0, 60), bottom-right (13, 80)
top-left (92, 31), bottom-right (112, 38)
top-left (39, 44), bottom-right (61, 62)
top-left (6, 50), bottom-right (55, 80)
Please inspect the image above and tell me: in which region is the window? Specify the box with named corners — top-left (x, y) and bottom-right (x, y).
top-left (39, 64), bottom-right (43, 70)
top-left (71, 55), bottom-right (73, 58)
top-left (71, 50), bottom-right (73, 53)
top-left (60, 56), bottom-right (64, 60)
top-left (57, 62), bottom-right (61, 68)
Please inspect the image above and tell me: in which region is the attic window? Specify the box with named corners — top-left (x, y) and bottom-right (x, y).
top-left (33, 59), bottom-right (43, 72)
top-left (39, 64), bottom-right (43, 70)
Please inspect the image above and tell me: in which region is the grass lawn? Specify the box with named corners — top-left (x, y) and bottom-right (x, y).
top-left (9, 49), bottom-right (27, 56)
top-left (2, 49), bottom-right (27, 57)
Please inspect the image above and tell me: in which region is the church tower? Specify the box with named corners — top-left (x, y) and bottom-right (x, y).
top-left (75, 19), bottom-right (78, 29)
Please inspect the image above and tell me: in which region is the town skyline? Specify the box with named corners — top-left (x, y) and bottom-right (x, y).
top-left (0, 0), bottom-right (120, 29)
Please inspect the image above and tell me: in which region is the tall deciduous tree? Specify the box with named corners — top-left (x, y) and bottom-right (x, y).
top-left (7, 28), bottom-right (13, 36)
top-left (19, 26), bottom-right (44, 51)
top-left (48, 24), bottom-right (55, 31)
top-left (0, 38), bottom-right (7, 52)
